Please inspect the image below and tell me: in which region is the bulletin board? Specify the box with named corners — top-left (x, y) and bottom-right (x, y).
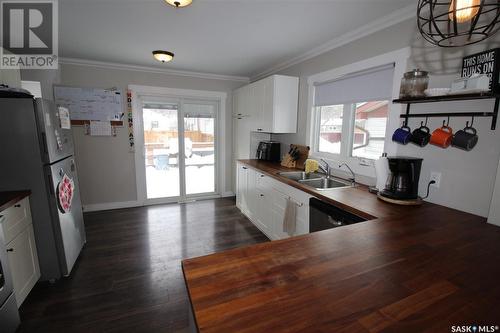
top-left (54, 86), bottom-right (124, 126)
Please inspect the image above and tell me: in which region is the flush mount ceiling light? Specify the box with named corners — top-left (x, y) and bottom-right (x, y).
top-left (417, 0), bottom-right (500, 47)
top-left (164, 0), bottom-right (192, 8)
top-left (152, 50), bottom-right (174, 63)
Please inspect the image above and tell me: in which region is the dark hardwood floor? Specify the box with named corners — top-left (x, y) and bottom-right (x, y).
top-left (17, 197), bottom-right (268, 333)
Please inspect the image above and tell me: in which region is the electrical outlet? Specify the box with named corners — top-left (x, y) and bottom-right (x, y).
top-left (430, 172), bottom-right (441, 188)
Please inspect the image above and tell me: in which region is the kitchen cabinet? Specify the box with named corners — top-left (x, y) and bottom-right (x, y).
top-left (253, 172), bottom-right (273, 237)
top-left (0, 196), bottom-right (40, 308)
top-left (236, 162), bottom-right (310, 240)
top-left (252, 75), bottom-right (299, 134)
top-left (236, 163), bottom-right (249, 216)
top-left (233, 75), bottom-right (299, 160)
top-left (233, 75), bottom-right (298, 133)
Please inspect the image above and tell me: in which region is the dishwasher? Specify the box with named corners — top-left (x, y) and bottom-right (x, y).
top-left (309, 198), bottom-right (367, 232)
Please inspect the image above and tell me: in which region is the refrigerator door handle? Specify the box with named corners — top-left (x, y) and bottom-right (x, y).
top-left (47, 174), bottom-right (55, 195)
top-left (41, 132), bottom-right (48, 153)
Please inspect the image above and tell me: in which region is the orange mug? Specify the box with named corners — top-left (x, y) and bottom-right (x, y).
top-left (430, 125), bottom-right (453, 148)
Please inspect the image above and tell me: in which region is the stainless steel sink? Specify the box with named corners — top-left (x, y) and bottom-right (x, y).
top-left (298, 177), bottom-right (353, 190)
top-left (278, 171), bottom-right (324, 181)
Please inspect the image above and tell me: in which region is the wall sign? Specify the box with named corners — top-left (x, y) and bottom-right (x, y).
top-left (461, 48), bottom-right (500, 93)
top-left (127, 90), bottom-right (135, 152)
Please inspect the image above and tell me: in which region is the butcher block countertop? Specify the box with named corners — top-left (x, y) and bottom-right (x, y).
top-left (0, 190), bottom-right (31, 212)
top-left (182, 160), bottom-right (500, 333)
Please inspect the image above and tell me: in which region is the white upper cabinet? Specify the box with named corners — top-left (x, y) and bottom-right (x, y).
top-left (233, 75), bottom-right (299, 134)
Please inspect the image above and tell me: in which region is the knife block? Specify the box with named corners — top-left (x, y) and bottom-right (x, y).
top-left (280, 144), bottom-right (310, 169)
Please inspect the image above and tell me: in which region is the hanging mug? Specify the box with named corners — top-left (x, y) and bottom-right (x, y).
top-left (452, 125), bottom-right (478, 151)
top-left (430, 125), bottom-right (453, 148)
top-left (392, 125), bottom-right (412, 145)
top-left (410, 123), bottom-right (431, 147)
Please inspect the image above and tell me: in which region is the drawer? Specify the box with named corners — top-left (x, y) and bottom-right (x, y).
top-left (1, 197), bottom-right (32, 244)
top-left (255, 172), bottom-right (267, 189)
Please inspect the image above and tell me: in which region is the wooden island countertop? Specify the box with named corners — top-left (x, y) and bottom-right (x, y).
top-left (182, 160), bottom-right (500, 333)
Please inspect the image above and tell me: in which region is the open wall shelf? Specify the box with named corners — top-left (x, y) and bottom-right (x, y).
top-left (393, 92), bottom-right (499, 130)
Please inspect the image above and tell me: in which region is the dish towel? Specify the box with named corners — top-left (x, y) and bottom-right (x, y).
top-left (283, 197), bottom-right (297, 236)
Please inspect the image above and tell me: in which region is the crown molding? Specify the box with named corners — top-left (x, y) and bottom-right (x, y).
top-left (59, 57), bottom-right (250, 83)
top-left (251, 4), bottom-right (416, 81)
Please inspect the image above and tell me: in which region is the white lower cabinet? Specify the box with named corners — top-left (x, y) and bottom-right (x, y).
top-left (236, 162), bottom-right (311, 240)
top-left (1, 196), bottom-right (41, 307)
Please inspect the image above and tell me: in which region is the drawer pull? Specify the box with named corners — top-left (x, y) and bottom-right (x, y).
top-left (260, 194), bottom-right (264, 197)
top-left (6, 248), bottom-right (13, 252)
top-left (14, 204), bottom-right (21, 208)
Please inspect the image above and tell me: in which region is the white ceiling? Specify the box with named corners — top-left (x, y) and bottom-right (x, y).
top-left (59, 0), bottom-right (415, 79)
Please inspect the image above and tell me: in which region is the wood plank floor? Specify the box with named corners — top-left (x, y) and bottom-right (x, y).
top-left (17, 198), bottom-right (268, 333)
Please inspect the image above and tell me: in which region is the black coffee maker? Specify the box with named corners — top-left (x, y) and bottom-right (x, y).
top-left (380, 157), bottom-right (423, 200)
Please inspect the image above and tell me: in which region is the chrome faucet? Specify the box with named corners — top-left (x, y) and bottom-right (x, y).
top-left (339, 163), bottom-right (356, 184)
top-left (318, 159), bottom-right (332, 177)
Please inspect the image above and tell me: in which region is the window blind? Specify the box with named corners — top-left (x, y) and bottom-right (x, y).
top-left (184, 103), bottom-right (216, 119)
top-left (314, 64), bottom-right (395, 106)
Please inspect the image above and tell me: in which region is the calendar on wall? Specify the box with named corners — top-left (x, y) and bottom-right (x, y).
top-left (54, 86), bottom-right (124, 126)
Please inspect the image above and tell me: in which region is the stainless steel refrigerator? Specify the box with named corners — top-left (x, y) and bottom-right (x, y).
top-left (0, 93), bottom-right (86, 281)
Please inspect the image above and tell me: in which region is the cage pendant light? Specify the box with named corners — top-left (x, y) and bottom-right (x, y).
top-left (417, 0), bottom-right (500, 47)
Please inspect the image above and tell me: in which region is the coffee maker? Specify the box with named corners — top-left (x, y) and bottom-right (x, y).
top-left (380, 157), bottom-right (423, 200)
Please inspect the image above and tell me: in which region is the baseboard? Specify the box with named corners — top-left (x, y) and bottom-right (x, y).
top-left (83, 200), bottom-right (142, 212)
top-left (83, 194), bottom-right (236, 212)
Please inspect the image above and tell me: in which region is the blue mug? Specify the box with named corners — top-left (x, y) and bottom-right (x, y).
top-left (392, 126), bottom-right (412, 145)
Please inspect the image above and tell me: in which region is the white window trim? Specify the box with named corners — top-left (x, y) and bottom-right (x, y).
top-left (306, 47), bottom-right (410, 179)
top-left (129, 84), bottom-right (227, 205)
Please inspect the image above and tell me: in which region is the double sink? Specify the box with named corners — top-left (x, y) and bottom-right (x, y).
top-left (278, 171), bottom-right (354, 191)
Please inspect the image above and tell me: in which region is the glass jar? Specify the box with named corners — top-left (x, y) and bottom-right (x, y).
top-left (400, 69), bottom-right (429, 98)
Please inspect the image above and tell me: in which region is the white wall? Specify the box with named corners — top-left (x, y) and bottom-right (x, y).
top-left (488, 159), bottom-right (500, 226)
top-left (272, 19), bottom-right (500, 217)
top-left (24, 64), bottom-right (245, 207)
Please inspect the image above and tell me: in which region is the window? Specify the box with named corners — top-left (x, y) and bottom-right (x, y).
top-left (312, 64), bottom-right (394, 160)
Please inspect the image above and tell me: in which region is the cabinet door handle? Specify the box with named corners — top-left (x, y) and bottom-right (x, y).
top-left (242, 167), bottom-right (248, 170)
top-left (6, 248), bottom-right (14, 252)
top-left (260, 194), bottom-right (264, 197)
top-left (14, 204), bottom-right (21, 208)
top-left (257, 128), bottom-right (262, 131)
top-left (260, 175), bottom-right (265, 178)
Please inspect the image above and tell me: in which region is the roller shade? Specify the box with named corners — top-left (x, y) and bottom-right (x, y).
top-left (314, 64), bottom-right (395, 106)
top-left (143, 103), bottom-right (178, 110)
top-left (184, 103), bottom-right (216, 119)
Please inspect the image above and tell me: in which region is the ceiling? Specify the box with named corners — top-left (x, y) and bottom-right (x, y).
top-left (59, 0), bottom-right (415, 79)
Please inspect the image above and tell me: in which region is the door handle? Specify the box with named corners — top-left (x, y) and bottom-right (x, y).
top-left (41, 133), bottom-right (48, 153)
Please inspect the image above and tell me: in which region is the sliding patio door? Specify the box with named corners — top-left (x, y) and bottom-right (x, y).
top-left (138, 97), bottom-right (218, 203)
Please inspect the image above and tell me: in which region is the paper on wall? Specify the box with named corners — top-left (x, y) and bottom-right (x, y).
top-left (90, 120), bottom-right (112, 136)
top-left (58, 107), bottom-right (71, 129)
